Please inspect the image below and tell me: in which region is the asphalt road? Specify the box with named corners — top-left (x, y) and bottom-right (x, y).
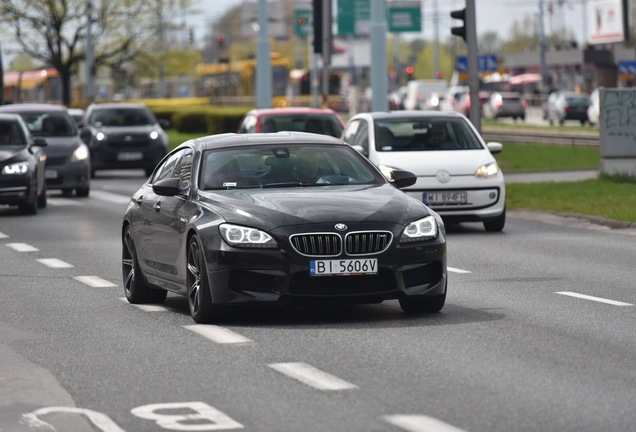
top-left (0, 171), bottom-right (635, 432)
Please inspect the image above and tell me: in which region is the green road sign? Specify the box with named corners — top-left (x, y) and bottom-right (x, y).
top-left (388, 4), bottom-right (422, 33)
top-left (337, 0), bottom-right (371, 35)
top-left (294, 9), bottom-right (312, 38)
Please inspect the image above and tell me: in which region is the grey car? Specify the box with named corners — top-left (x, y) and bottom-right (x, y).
top-left (0, 103), bottom-right (91, 197)
top-left (483, 92), bottom-right (527, 121)
top-left (80, 103), bottom-right (168, 178)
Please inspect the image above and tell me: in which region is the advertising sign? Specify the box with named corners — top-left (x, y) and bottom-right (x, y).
top-left (587, 0), bottom-right (624, 44)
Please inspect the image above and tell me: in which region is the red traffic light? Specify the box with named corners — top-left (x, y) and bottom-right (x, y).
top-left (405, 65), bottom-right (414, 74)
top-left (298, 17), bottom-right (307, 25)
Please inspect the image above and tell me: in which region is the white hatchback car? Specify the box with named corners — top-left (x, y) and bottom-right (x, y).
top-left (341, 111), bottom-right (506, 232)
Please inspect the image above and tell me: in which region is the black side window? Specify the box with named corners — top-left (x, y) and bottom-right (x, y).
top-left (152, 150), bottom-right (184, 183)
top-left (353, 123), bottom-right (369, 155)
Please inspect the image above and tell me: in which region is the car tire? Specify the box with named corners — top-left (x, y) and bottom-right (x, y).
top-left (37, 184), bottom-right (47, 208)
top-left (122, 225), bottom-right (167, 304)
top-left (483, 208), bottom-right (506, 232)
top-left (187, 235), bottom-right (224, 323)
top-left (399, 291), bottom-right (446, 314)
top-left (76, 186), bottom-right (90, 197)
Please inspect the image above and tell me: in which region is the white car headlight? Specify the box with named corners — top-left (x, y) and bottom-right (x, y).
top-left (219, 223), bottom-right (277, 248)
top-left (95, 132), bottom-right (106, 141)
top-left (400, 215), bottom-right (438, 242)
top-left (2, 162), bottom-right (28, 175)
top-left (71, 144), bottom-right (90, 162)
top-left (475, 162), bottom-right (499, 178)
top-left (149, 130), bottom-right (159, 140)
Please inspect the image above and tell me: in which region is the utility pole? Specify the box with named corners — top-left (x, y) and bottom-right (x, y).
top-left (539, 0), bottom-right (548, 89)
top-left (256, 0), bottom-right (272, 108)
top-left (433, 0), bottom-right (440, 77)
top-left (86, 0), bottom-right (95, 103)
top-left (321, 0), bottom-right (332, 107)
top-left (370, 0), bottom-right (388, 111)
top-left (0, 41), bottom-right (4, 105)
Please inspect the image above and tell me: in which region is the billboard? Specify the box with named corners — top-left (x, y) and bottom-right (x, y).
top-left (587, 0), bottom-right (624, 44)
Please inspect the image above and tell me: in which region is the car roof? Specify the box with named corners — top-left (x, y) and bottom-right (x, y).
top-left (246, 107), bottom-right (340, 116)
top-left (0, 103), bottom-right (69, 112)
top-left (353, 110), bottom-right (466, 121)
top-left (0, 113), bottom-right (23, 121)
top-left (187, 131), bottom-right (345, 151)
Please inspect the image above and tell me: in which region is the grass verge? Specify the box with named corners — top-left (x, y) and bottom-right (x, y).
top-left (494, 143), bottom-right (599, 172)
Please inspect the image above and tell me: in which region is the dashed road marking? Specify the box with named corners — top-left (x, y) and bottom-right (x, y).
top-left (384, 415), bottom-right (468, 432)
top-left (89, 190), bottom-right (132, 205)
top-left (73, 276), bottom-right (118, 288)
top-left (0, 231), bottom-right (8, 239)
top-left (184, 325), bottom-right (253, 345)
top-left (556, 291), bottom-right (633, 306)
top-left (37, 258), bottom-right (74, 268)
top-left (448, 267), bottom-right (471, 274)
top-left (269, 362), bottom-right (358, 391)
top-left (47, 197), bottom-right (81, 206)
top-left (119, 297), bottom-right (168, 311)
top-left (7, 243), bottom-right (39, 252)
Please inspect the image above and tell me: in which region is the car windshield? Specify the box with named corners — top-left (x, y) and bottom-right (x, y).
top-left (0, 120), bottom-right (27, 148)
top-left (15, 111), bottom-right (77, 137)
top-left (201, 144), bottom-right (381, 190)
top-left (89, 108), bottom-right (155, 127)
top-left (374, 117), bottom-right (483, 152)
top-left (261, 114), bottom-right (343, 137)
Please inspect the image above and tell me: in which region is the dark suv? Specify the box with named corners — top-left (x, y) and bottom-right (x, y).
top-left (80, 103), bottom-right (168, 177)
top-left (0, 103), bottom-right (91, 197)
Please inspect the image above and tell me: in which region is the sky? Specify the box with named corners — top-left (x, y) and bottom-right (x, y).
top-left (190, 0), bottom-right (587, 44)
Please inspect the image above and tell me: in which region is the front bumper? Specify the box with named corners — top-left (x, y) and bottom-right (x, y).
top-left (90, 140), bottom-right (166, 171)
top-left (0, 175), bottom-right (35, 205)
top-left (44, 157), bottom-right (90, 190)
top-left (200, 223), bottom-right (447, 306)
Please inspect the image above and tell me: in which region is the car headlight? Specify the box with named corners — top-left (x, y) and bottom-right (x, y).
top-left (95, 132), bottom-right (106, 141)
top-left (2, 162), bottom-right (28, 175)
top-left (219, 223), bottom-right (278, 248)
top-left (149, 130), bottom-right (159, 140)
top-left (71, 144), bottom-right (90, 162)
top-left (475, 162), bottom-right (499, 178)
top-left (400, 215), bottom-right (438, 242)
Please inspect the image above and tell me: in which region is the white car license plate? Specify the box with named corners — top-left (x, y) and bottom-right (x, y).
top-left (424, 191), bottom-right (467, 206)
top-left (117, 152), bottom-right (143, 161)
top-left (309, 259), bottom-right (378, 276)
top-left (45, 169), bottom-right (58, 179)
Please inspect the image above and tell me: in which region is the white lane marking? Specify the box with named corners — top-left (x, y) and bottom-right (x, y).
top-left (448, 267), bottom-right (471, 274)
top-left (47, 197), bottom-right (81, 206)
top-left (384, 415), bottom-right (468, 432)
top-left (131, 401), bottom-right (243, 430)
top-left (0, 231), bottom-right (8, 239)
top-left (119, 297), bottom-right (168, 312)
top-left (73, 276), bottom-right (118, 288)
top-left (23, 406), bottom-right (126, 432)
top-left (556, 291), bottom-right (633, 306)
top-left (269, 362), bottom-right (358, 391)
top-left (7, 243), bottom-right (39, 252)
top-left (90, 190), bottom-right (132, 205)
top-left (183, 325), bottom-right (253, 345)
top-left (37, 258), bottom-right (74, 268)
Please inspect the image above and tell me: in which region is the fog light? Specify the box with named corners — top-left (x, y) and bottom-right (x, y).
top-left (489, 192), bottom-right (496, 199)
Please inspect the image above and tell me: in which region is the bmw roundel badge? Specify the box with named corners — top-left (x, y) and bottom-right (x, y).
top-left (335, 223), bottom-right (347, 231)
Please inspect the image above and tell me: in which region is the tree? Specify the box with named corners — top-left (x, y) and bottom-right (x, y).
top-left (0, 0), bottom-right (184, 105)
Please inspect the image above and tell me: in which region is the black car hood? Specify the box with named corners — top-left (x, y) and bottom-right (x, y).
top-left (198, 184), bottom-right (429, 230)
top-left (39, 136), bottom-right (82, 157)
top-left (92, 125), bottom-right (157, 134)
top-left (0, 148), bottom-right (27, 163)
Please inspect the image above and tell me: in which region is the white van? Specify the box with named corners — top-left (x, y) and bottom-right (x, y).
top-left (403, 79), bottom-right (448, 111)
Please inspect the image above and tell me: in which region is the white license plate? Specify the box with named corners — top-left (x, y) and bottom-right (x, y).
top-left (45, 169), bottom-right (58, 179)
top-left (309, 259), bottom-right (378, 276)
top-left (117, 152), bottom-right (143, 161)
top-left (424, 191), bottom-right (467, 205)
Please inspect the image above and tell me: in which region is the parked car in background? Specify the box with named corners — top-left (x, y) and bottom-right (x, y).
top-left (545, 91), bottom-right (592, 125)
top-left (483, 91), bottom-right (527, 121)
top-left (80, 102), bottom-right (169, 178)
top-left (68, 108), bottom-right (85, 127)
top-left (0, 103), bottom-right (91, 197)
top-left (439, 86), bottom-right (469, 112)
top-left (237, 107), bottom-right (345, 137)
top-left (122, 132), bottom-right (447, 323)
top-left (403, 79), bottom-right (448, 110)
top-left (422, 92), bottom-right (446, 110)
top-left (0, 113), bottom-right (48, 214)
top-left (453, 91), bottom-right (492, 116)
top-left (587, 87), bottom-right (602, 125)
top-left (342, 110), bottom-right (506, 232)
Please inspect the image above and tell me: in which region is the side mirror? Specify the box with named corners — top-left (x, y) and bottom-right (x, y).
top-left (152, 177), bottom-right (180, 196)
top-left (80, 129), bottom-right (92, 144)
top-left (486, 142), bottom-right (503, 154)
top-left (391, 169), bottom-right (417, 188)
top-left (32, 138), bottom-right (48, 147)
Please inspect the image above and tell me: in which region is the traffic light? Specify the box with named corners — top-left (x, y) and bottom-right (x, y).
top-left (405, 65), bottom-right (414, 80)
top-left (312, 0), bottom-right (323, 54)
top-left (450, 8), bottom-right (466, 41)
top-left (217, 35), bottom-right (225, 49)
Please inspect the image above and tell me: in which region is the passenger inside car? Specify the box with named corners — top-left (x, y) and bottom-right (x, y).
top-left (425, 124), bottom-right (457, 150)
